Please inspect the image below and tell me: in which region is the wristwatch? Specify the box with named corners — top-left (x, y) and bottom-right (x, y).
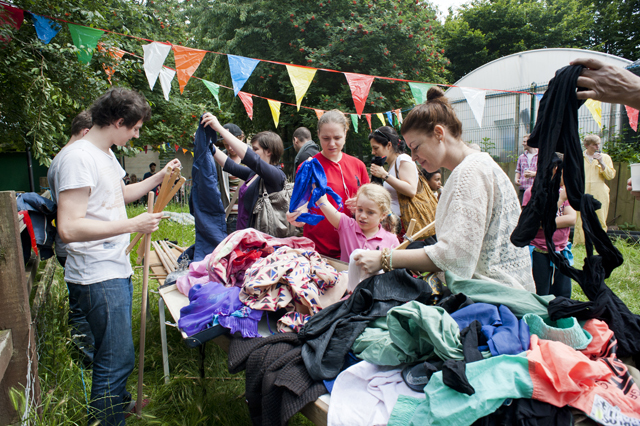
top-left (384, 173), bottom-right (390, 180)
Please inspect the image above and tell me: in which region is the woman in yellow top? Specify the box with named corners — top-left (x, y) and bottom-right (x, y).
top-left (573, 134), bottom-right (616, 244)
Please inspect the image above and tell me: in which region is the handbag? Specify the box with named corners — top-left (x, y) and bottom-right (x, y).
top-left (252, 178), bottom-right (298, 238)
top-left (395, 161), bottom-right (438, 238)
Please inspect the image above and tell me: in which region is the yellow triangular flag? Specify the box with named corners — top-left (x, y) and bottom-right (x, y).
top-left (376, 113), bottom-right (386, 126)
top-left (585, 99), bottom-right (602, 129)
top-left (267, 99), bottom-right (281, 128)
top-left (286, 65), bottom-right (317, 111)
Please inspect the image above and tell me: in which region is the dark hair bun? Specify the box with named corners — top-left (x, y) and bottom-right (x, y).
top-left (426, 86), bottom-right (445, 102)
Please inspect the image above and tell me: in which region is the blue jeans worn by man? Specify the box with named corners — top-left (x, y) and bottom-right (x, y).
top-left (67, 277), bottom-right (134, 425)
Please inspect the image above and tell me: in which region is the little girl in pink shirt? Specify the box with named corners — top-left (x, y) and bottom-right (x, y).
top-left (315, 183), bottom-right (400, 262)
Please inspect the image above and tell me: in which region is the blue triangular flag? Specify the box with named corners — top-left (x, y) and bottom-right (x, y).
top-left (535, 93), bottom-right (544, 101)
top-left (30, 13), bottom-right (61, 44)
top-left (386, 111), bottom-right (394, 126)
top-left (227, 54), bottom-right (260, 96)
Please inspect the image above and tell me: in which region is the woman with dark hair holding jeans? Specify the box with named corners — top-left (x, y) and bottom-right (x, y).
top-left (369, 126), bottom-right (419, 221)
top-left (201, 113), bottom-right (286, 232)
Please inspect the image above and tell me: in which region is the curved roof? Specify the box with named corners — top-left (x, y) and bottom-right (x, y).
top-left (446, 48), bottom-right (632, 99)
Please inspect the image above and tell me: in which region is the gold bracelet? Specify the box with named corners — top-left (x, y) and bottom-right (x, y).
top-left (381, 248), bottom-right (391, 272)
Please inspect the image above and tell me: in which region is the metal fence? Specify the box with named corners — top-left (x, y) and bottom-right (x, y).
top-left (448, 84), bottom-right (625, 162)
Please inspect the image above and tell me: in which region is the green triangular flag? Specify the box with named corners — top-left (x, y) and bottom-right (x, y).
top-left (202, 80), bottom-right (221, 109)
top-left (351, 114), bottom-right (358, 133)
top-left (67, 24), bottom-right (104, 64)
top-left (408, 82), bottom-right (434, 105)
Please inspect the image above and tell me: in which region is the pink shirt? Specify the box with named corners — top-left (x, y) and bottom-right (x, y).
top-left (523, 187), bottom-right (571, 252)
top-left (337, 213), bottom-right (399, 262)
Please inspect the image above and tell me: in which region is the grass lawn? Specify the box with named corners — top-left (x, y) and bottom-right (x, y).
top-left (17, 202), bottom-right (639, 424)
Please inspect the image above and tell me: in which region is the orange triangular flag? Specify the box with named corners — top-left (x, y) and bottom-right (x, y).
top-left (172, 45), bottom-right (207, 94)
top-left (182, 148), bottom-right (188, 154)
top-left (366, 114), bottom-right (372, 131)
top-left (315, 109), bottom-right (324, 120)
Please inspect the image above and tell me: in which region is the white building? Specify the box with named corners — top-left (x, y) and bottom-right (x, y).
top-left (445, 48), bottom-right (632, 161)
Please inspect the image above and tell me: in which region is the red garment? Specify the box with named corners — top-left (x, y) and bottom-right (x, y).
top-left (528, 322), bottom-right (640, 423)
top-left (303, 152), bottom-right (370, 259)
top-left (19, 211), bottom-right (38, 256)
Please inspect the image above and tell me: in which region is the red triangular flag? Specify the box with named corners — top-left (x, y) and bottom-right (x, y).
top-left (1, 4), bottom-right (24, 43)
top-left (175, 144), bottom-right (179, 152)
top-left (144, 145), bottom-right (148, 154)
top-left (172, 45), bottom-right (207, 94)
top-left (314, 109), bottom-right (324, 120)
top-left (238, 91), bottom-right (254, 120)
top-left (344, 72), bottom-right (375, 117)
top-left (625, 105), bottom-right (639, 132)
top-left (366, 114), bottom-right (372, 131)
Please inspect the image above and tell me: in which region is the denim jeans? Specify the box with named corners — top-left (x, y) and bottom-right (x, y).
top-left (67, 277), bottom-right (135, 426)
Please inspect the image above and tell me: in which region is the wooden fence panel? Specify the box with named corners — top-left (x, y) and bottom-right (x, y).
top-left (0, 191), bottom-right (40, 424)
top-left (606, 162), bottom-right (621, 225)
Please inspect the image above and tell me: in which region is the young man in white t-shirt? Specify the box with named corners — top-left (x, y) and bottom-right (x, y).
top-left (52, 88), bottom-right (180, 424)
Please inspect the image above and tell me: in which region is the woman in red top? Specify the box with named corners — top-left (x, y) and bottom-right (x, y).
top-left (288, 110), bottom-right (370, 259)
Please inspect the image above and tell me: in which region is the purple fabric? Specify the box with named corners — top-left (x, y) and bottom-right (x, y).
top-left (178, 281), bottom-right (263, 338)
top-left (236, 182), bottom-right (251, 230)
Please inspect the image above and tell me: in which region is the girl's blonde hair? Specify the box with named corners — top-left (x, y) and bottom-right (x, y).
top-left (356, 183), bottom-right (400, 234)
top-left (317, 109), bottom-right (349, 135)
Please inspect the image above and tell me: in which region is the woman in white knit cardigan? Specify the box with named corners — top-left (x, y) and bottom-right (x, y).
top-left (354, 87), bottom-right (535, 292)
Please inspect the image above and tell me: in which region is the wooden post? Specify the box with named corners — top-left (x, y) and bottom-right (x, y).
top-left (0, 191), bottom-right (40, 424)
top-left (137, 192), bottom-right (154, 415)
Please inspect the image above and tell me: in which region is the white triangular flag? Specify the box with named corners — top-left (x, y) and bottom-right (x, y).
top-left (143, 42), bottom-right (172, 91)
top-left (460, 87), bottom-right (486, 128)
top-left (158, 67), bottom-right (176, 101)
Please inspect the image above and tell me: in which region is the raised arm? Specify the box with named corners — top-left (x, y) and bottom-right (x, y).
top-left (385, 161), bottom-right (418, 198)
top-left (315, 194), bottom-right (342, 229)
top-left (122, 158), bottom-right (181, 204)
top-left (201, 113), bottom-right (249, 159)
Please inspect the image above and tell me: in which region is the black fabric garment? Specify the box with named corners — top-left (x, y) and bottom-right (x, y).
top-left (472, 398), bottom-right (573, 426)
top-left (189, 117), bottom-right (227, 262)
top-left (298, 269), bottom-right (436, 381)
top-left (227, 333), bottom-right (325, 426)
top-left (441, 321), bottom-right (485, 395)
top-left (370, 156), bottom-right (387, 185)
top-left (509, 66), bottom-right (639, 364)
top-left (436, 292), bottom-right (475, 315)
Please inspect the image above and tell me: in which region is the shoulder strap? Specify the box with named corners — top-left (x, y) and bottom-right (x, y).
top-left (225, 179), bottom-right (244, 219)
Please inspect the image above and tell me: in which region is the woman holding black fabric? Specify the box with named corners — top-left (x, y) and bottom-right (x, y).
top-left (201, 113), bottom-right (285, 232)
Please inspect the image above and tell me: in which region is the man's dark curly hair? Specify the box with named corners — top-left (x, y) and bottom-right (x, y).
top-left (89, 88), bottom-right (151, 128)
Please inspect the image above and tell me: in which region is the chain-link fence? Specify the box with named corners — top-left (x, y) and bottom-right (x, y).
top-left (448, 84), bottom-right (627, 162)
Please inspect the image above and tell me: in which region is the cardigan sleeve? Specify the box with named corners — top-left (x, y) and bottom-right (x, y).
top-left (241, 148), bottom-right (286, 193)
top-left (223, 157), bottom-right (253, 181)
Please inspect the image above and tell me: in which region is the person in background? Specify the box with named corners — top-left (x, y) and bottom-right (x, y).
top-left (123, 173), bottom-right (131, 185)
top-left (129, 174), bottom-right (138, 184)
top-left (422, 168), bottom-right (443, 199)
top-left (523, 153), bottom-right (576, 298)
top-left (47, 110), bottom-right (94, 372)
top-left (143, 162), bottom-right (156, 180)
top-left (293, 126), bottom-right (320, 177)
top-left (368, 126), bottom-right (419, 224)
top-left (314, 183), bottom-right (399, 263)
top-left (287, 110), bottom-right (370, 259)
top-left (515, 134), bottom-right (537, 205)
top-left (573, 134), bottom-right (615, 245)
top-left (52, 88), bottom-right (181, 423)
top-left (353, 87), bottom-right (534, 292)
top-left (201, 113), bottom-right (286, 232)
top-left (218, 123), bottom-right (244, 234)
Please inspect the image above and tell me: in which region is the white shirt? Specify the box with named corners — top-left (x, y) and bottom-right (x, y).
top-left (50, 140), bottom-right (133, 284)
top-left (424, 152), bottom-right (535, 291)
top-left (384, 153), bottom-right (418, 217)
